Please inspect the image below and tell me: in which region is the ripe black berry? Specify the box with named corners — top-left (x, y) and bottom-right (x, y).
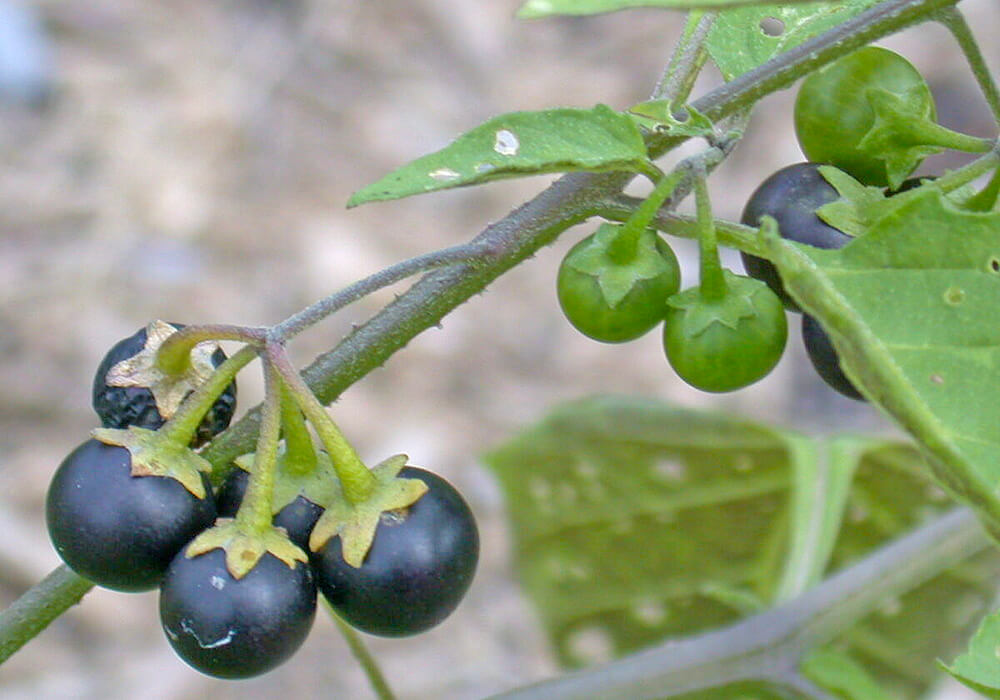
top-left (159, 548), bottom-right (316, 679)
top-left (801, 314), bottom-right (864, 401)
top-left (46, 439), bottom-right (216, 592)
top-left (311, 467), bottom-right (479, 637)
top-left (92, 323), bottom-right (237, 446)
top-left (216, 468), bottom-right (324, 551)
top-left (740, 163), bottom-right (851, 310)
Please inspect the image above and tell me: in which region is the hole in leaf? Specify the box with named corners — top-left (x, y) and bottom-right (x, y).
top-left (943, 286), bottom-right (965, 306)
top-left (759, 17), bottom-right (784, 37)
top-left (566, 626), bottom-right (615, 665)
top-left (989, 256), bottom-right (1000, 274)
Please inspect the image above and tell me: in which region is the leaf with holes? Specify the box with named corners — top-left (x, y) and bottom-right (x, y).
top-left (706, 2), bottom-right (880, 81)
top-left (764, 188), bottom-right (1000, 540)
top-left (944, 609), bottom-right (1000, 698)
top-left (347, 105), bottom-right (649, 207)
top-left (483, 396), bottom-right (1000, 696)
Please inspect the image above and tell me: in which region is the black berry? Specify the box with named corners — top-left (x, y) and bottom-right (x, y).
top-left (46, 439), bottom-right (216, 592)
top-left (311, 467), bottom-right (479, 637)
top-left (92, 323), bottom-right (237, 446)
top-left (159, 548), bottom-right (316, 679)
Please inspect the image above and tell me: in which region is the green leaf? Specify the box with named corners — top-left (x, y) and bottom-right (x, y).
top-left (706, 2), bottom-right (880, 81)
top-left (944, 609), bottom-right (1000, 698)
top-left (764, 188), bottom-right (1000, 538)
top-left (628, 101), bottom-right (715, 139)
top-left (483, 396), bottom-right (1000, 697)
top-left (802, 648), bottom-right (896, 700)
top-left (814, 165), bottom-right (886, 238)
top-left (347, 105), bottom-right (649, 207)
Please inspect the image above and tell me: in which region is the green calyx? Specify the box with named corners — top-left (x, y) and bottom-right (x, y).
top-left (667, 271), bottom-right (773, 335)
top-left (185, 520), bottom-right (307, 580)
top-left (308, 454), bottom-right (429, 568)
top-left (857, 86), bottom-right (989, 190)
top-left (105, 320), bottom-right (221, 423)
top-left (92, 426), bottom-right (211, 499)
top-left (234, 448), bottom-right (340, 516)
top-left (565, 223), bottom-right (679, 308)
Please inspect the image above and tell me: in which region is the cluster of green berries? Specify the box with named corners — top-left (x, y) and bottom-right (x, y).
top-left (46, 323), bottom-right (479, 679)
top-left (559, 46), bottom-right (971, 401)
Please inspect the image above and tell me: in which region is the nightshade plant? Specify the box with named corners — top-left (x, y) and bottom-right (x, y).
top-left (3, 0), bottom-right (1000, 697)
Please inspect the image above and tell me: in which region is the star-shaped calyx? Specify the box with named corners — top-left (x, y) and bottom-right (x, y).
top-left (856, 87), bottom-right (942, 190)
top-left (233, 447), bottom-right (340, 515)
top-left (104, 320), bottom-right (221, 421)
top-left (666, 270), bottom-right (771, 337)
top-left (308, 455), bottom-right (429, 568)
top-left (93, 425), bottom-right (211, 498)
top-left (567, 223), bottom-right (675, 308)
top-left (185, 519), bottom-right (307, 579)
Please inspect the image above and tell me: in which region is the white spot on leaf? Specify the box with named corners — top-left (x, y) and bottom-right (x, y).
top-left (494, 129), bottom-right (520, 156)
top-left (210, 575), bottom-right (226, 590)
top-left (474, 162), bottom-right (496, 174)
top-left (631, 599), bottom-right (667, 626)
top-left (652, 459), bottom-right (686, 481)
top-left (566, 626), bottom-right (614, 665)
top-left (429, 167), bottom-right (460, 181)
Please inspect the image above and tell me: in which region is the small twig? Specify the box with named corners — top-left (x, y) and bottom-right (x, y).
top-left (324, 599), bottom-right (397, 700)
top-left (938, 8), bottom-right (1000, 127)
top-left (0, 565), bottom-right (93, 664)
top-left (271, 241), bottom-right (497, 342)
top-left (651, 11), bottom-right (716, 103)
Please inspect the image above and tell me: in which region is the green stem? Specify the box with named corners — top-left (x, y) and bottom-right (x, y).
top-left (272, 241), bottom-right (497, 343)
top-left (773, 438), bottom-right (861, 603)
top-left (156, 324), bottom-right (266, 376)
top-left (324, 599), bottom-right (397, 700)
top-left (280, 384), bottom-right (318, 477)
top-left (939, 8), bottom-right (1000, 127)
top-left (900, 119), bottom-right (993, 154)
top-left (0, 565), bottom-right (94, 664)
top-left (926, 147), bottom-right (1000, 194)
top-left (267, 344), bottom-right (376, 504)
top-left (651, 11), bottom-right (715, 103)
top-left (235, 358), bottom-right (283, 535)
top-left (963, 165), bottom-right (1000, 212)
top-left (158, 345), bottom-right (257, 447)
top-left (692, 171), bottom-right (725, 302)
top-left (607, 169), bottom-right (687, 264)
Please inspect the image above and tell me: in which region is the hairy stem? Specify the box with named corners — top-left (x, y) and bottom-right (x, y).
top-left (324, 600), bottom-right (397, 700)
top-left (939, 7), bottom-right (1000, 126)
top-left (235, 357), bottom-right (282, 535)
top-left (651, 11), bottom-right (715, 103)
top-left (0, 565), bottom-right (93, 664)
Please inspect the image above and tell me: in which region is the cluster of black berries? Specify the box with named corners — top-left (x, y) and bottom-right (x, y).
top-left (46, 324), bottom-right (479, 679)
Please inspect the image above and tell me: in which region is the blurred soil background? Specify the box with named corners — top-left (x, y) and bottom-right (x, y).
top-left (0, 0), bottom-right (997, 697)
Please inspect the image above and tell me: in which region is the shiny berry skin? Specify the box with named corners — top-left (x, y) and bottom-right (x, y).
top-left (801, 314), bottom-right (865, 401)
top-left (92, 323), bottom-right (237, 446)
top-left (46, 439), bottom-right (216, 592)
top-left (740, 163), bottom-right (851, 310)
top-left (159, 549), bottom-right (316, 679)
top-left (216, 468), bottom-right (323, 551)
top-left (311, 467), bottom-right (479, 637)
top-left (794, 46), bottom-right (935, 187)
top-left (557, 227), bottom-right (681, 343)
top-left (662, 276), bottom-right (788, 393)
